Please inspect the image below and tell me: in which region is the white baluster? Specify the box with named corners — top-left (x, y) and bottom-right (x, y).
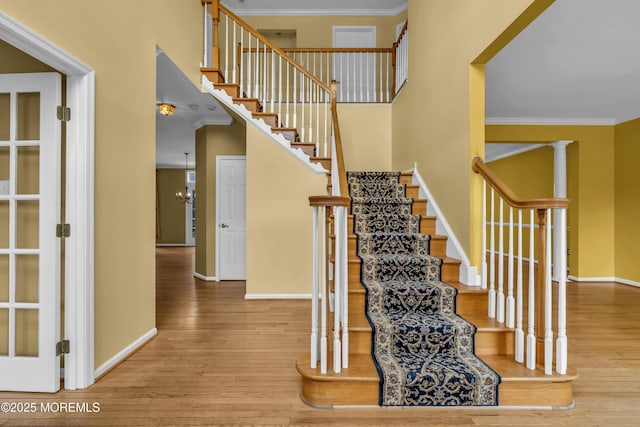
top-left (239, 28), bottom-right (244, 95)
top-left (278, 56), bottom-right (282, 126)
top-left (386, 52), bottom-right (390, 102)
top-left (481, 181), bottom-right (487, 289)
top-left (320, 206), bottom-right (327, 374)
top-left (324, 90), bottom-right (329, 158)
top-left (285, 64), bottom-right (290, 127)
top-left (339, 205), bottom-right (349, 369)
top-left (232, 21), bottom-right (237, 83)
top-left (545, 208), bottom-right (553, 375)
top-left (497, 198), bottom-right (505, 323)
top-left (254, 40), bottom-right (259, 101)
top-left (301, 75), bottom-right (305, 142)
top-left (506, 206), bottom-right (515, 328)
top-left (352, 52), bottom-right (356, 102)
top-left (488, 188), bottom-right (496, 318)
top-left (224, 14), bottom-right (229, 80)
top-left (526, 209), bottom-right (536, 370)
top-left (366, 52), bottom-right (371, 103)
top-left (246, 36), bottom-right (252, 98)
top-left (333, 206), bottom-right (342, 373)
top-left (293, 68), bottom-right (297, 131)
top-left (263, 43), bottom-right (267, 109)
top-left (315, 85), bottom-right (320, 150)
top-left (270, 50), bottom-right (275, 113)
top-left (310, 207), bottom-right (319, 368)
top-left (515, 209), bottom-right (524, 363)
top-left (556, 208), bottom-right (568, 374)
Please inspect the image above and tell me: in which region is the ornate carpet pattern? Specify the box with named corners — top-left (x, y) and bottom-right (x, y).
top-left (348, 171), bottom-right (500, 406)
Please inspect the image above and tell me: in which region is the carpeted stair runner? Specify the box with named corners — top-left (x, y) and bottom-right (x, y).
top-left (348, 171), bottom-right (500, 406)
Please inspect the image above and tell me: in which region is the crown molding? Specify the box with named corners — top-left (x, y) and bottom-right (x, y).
top-left (191, 116), bottom-right (233, 129)
top-left (224, 4), bottom-right (407, 17)
top-left (485, 117), bottom-right (616, 126)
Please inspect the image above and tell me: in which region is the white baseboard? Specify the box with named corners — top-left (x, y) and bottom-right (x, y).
top-left (155, 243), bottom-right (187, 247)
top-left (194, 272), bottom-right (218, 281)
top-left (245, 293), bottom-right (312, 300)
top-left (411, 168), bottom-right (480, 286)
top-left (568, 275), bottom-right (640, 287)
top-left (94, 328), bottom-right (157, 378)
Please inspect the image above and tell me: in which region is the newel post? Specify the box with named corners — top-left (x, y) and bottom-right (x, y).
top-left (535, 208), bottom-right (547, 366)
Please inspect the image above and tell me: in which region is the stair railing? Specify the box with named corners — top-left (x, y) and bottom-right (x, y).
top-left (393, 21), bottom-right (408, 95)
top-left (473, 157), bottom-right (569, 375)
top-left (280, 48), bottom-right (395, 103)
top-left (202, 0), bottom-right (333, 158)
top-left (307, 82), bottom-right (349, 374)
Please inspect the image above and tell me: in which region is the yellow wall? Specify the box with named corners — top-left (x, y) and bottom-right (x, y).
top-left (486, 125), bottom-right (615, 279)
top-left (242, 13), bottom-right (407, 48)
top-left (614, 117), bottom-right (640, 283)
top-left (391, 0), bottom-right (551, 270)
top-left (156, 169), bottom-right (187, 245)
top-left (0, 0), bottom-right (204, 367)
top-left (245, 125), bottom-right (327, 296)
top-left (195, 121), bottom-right (246, 278)
top-left (337, 103), bottom-right (392, 172)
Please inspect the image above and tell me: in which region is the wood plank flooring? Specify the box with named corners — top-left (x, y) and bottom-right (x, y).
top-left (0, 247), bottom-right (639, 426)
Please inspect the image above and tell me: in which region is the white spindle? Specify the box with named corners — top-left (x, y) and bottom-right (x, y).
top-left (254, 41), bottom-right (259, 101)
top-left (333, 206), bottom-right (342, 373)
top-left (556, 208), bottom-right (568, 374)
top-left (301, 75), bottom-right (305, 142)
top-left (203, 2), bottom-right (209, 67)
top-left (481, 181), bottom-right (487, 289)
top-left (263, 43), bottom-right (267, 109)
top-left (515, 209), bottom-right (524, 363)
top-left (488, 188), bottom-right (496, 318)
top-left (293, 68), bottom-right (297, 131)
top-left (232, 21), bottom-right (237, 83)
top-left (352, 52), bottom-right (356, 102)
top-left (310, 207), bottom-right (319, 368)
top-left (339, 205), bottom-right (349, 369)
top-left (526, 209), bottom-right (536, 370)
top-left (385, 53), bottom-right (390, 102)
top-left (285, 64), bottom-right (290, 127)
top-left (239, 28), bottom-right (244, 95)
top-left (358, 52), bottom-right (363, 102)
top-left (270, 50), bottom-right (275, 113)
top-left (324, 90), bottom-right (329, 157)
top-left (366, 53), bottom-right (370, 103)
top-left (247, 36), bottom-right (252, 98)
top-left (497, 198), bottom-right (505, 323)
top-left (224, 14), bottom-right (229, 79)
top-left (278, 56), bottom-right (282, 126)
top-left (320, 206), bottom-right (327, 374)
top-left (544, 208), bottom-right (553, 375)
top-left (506, 206), bottom-right (515, 328)
top-left (315, 85), bottom-right (320, 149)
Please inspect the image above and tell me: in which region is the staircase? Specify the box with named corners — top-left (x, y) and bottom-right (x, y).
top-left (296, 171), bottom-right (577, 408)
top-left (199, 0), bottom-right (577, 409)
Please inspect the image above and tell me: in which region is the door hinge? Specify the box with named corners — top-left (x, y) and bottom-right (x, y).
top-left (56, 106), bottom-right (71, 122)
top-left (56, 223), bottom-right (71, 238)
top-left (56, 340), bottom-right (70, 356)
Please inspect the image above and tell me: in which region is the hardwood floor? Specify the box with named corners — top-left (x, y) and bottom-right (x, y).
top-left (1, 246), bottom-right (639, 426)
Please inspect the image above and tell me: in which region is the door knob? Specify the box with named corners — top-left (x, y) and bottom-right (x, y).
top-left (220, 223), bottom-right (229, 228)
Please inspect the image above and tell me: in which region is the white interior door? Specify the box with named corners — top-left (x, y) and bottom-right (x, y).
top-left (0, 73), bottom-right (61, 392)
top-left (185, 170), bottom-right (196, 247)
top-left (217, 156), bottom-right (246, 280)
top-left (333, 26), bottom-right (377, 102)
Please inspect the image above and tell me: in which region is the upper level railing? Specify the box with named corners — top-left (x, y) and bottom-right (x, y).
top-left (394, 21), bottom-right (408, 95)
top-left (472, 157), bottom-right (569, 375)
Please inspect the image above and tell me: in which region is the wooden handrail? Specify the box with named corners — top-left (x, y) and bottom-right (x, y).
top-left (330, 81), bottom-right (349, 198)
top-left (472, 157), bottom-right (568, 209)
top-left (217, 4), bottom-right (331, 93)
top-left (309, 195), bottom-right (350, 207)
top-left (282, 48), bottom-right (393, 53)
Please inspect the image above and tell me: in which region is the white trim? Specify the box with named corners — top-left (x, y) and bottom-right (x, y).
top-left (568, 275), bottom-right (640, 287)
top-left (245, 294), bottom-right (312, 300)
top-left (194, 272), bottom-right (219, 282)
top-left (156, 243), bottom-right (188, 247)
top-left (486, 143), bottom-right (545, 163)
top-left (411, 168), bottom-right (480, 286)
top-left (94, 328), bottom-right (157, 379)
top-left (224, 4), bottom-right (408, 17)
top-left (191, 116), bottom-right (232, 129)
top-left (485, 117), bottom-right (616, 126)
top-left (0, 11), bottom-right (95, 391)
top-left (202, 77), bottom-right (327, 174)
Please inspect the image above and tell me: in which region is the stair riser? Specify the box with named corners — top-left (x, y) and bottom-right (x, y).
top-left (498, 381), bottom-right (573, 407)
top-left (348, 260), bottom-right (460, 289)
top-left (345, 236), bottom-right (447, 259)
top-left (312, 158), bottom-right (331, 169)
top-left (201, 68), bottom-right (225, 83)
top-left (216, 84), bottom-right (240, 98)
top-left (291, 144), bottom-right (315, 156)
top-left (405, 185), bottom-right (420, 200)
top-left (412, 200), bottom-right (427, 216)
top-left (301, 378), bottom-right (379, 406)
top-left (252, 113), bottom-right (278, 127)
top-left (233, 98), bottom-right (261, 112)
top-left (400, 173), bottom-right (413, 185)
top-left (345, 216), bottom-right (436, 235)
top-left (272, 129), bottom-right (298, 142)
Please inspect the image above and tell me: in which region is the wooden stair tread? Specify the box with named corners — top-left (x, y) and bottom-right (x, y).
top-left (460, 314), bottom-right (513, 330)
top-left (482, 355), bottom-right (578, 382)
top-left (444, 280), bottom-right (487, 293)
top-left (297, 353), bottom-right (378, 381)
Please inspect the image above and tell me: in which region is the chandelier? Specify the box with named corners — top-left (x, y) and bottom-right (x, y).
top-left (176, 152), bottom-right (193, 204)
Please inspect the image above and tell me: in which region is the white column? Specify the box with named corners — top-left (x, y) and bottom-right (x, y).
top-left (551, 140), bottom-right (573, 280)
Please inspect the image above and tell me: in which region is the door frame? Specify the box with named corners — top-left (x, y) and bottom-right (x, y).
top-left (215, 155), bottom-right (246, 281)
top-left (0, 11), bottom-right (95, 390)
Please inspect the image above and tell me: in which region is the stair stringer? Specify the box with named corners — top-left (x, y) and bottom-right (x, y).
top-left (201, 76), bottom-right (328, 174)
top-left (410, 166), bottom-right (481, 286)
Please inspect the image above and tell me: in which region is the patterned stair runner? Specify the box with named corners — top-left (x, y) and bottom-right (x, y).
top-left (348, 171), bottom-right (500, 406)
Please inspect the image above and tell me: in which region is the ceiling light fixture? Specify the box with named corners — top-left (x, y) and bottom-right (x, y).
top-left (158, 103), bottom-right (176, 116)
top-left (176, 153), bottom-right (194, 204)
